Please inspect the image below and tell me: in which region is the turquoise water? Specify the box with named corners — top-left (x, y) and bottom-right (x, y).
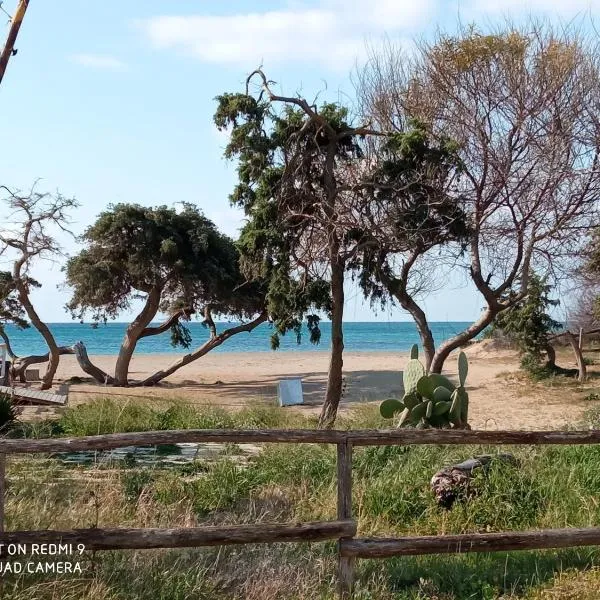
top-left (2, 321), bottom-right (475, 356)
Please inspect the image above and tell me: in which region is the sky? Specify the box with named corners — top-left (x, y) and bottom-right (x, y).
top-left (0, 0), bottom-right (597, 323)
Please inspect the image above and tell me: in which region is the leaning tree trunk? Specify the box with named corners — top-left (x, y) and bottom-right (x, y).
top-left (12, 345), bottom-right (77, 382)
top-left (430, 308), bottom-right (496, 374)
top-left (565, 330), bottom-right (586, 382)
top-left (113, 288), bottom-right (161, 386)
top-left (14, 279), bottom-right (60, 390)
top-left (72, 341), bottom-right (115, 384)
top-left (395, 292), bottom-right (435, 371)
top-left (141, 312), bottom-right (268, 386)
top-left (319, 257), bottom-right (345, 429)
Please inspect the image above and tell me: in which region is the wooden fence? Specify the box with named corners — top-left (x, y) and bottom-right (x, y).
top-left (2, 428), bottom-right (600, 598)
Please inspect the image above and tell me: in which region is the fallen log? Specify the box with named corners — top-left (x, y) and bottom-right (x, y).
top-left (430, 453), bottom-right (517, 509)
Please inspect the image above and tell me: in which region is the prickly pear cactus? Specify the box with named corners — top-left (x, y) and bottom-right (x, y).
top-left (458, 351), bottom-right (468, 387)
top-left (379, 347), bottom-right (470, 429)
top-left (403, 359), bottom-right (425, 395)
top-left (410, 344), bottom-right (419, 360)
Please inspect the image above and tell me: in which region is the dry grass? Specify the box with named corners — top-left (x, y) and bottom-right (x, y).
top-left (3, 396), bottom-right (600, 598)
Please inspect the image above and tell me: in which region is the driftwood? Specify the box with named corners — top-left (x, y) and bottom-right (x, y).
top-left (430, 454), bottom-right (517, 508)
top-left (71, 341), bottom-right (115, 384)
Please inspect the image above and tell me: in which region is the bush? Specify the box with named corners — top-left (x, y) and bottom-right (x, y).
top-left (0, 393), bottom-right (20, 434)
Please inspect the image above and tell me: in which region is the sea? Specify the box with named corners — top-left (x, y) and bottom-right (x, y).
top-left (1, 322), bottom-right (476, 356)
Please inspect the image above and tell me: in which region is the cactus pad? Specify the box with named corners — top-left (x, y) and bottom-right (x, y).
top-left (458, 351), bottom-right (468, 387)
top-left (416, 375), bottom-right (435, 399)
top-left (380, 398), bottom-right (404, 419)
top-left (433, 386), bottom-right (452, 402)
top-left (428, 373), bottom-right (455, 391)
top-left (403, 359), bottom-right (426, 394)
top-left (433, 400), bottom-right (452, 416)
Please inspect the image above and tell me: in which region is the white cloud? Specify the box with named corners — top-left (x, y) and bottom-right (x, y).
top-left (137, 1), bottom-right (434, 71)
top-left (462, 0), bottom-right (600, 17)
top-left (70, 54), bottom-right (127, 70)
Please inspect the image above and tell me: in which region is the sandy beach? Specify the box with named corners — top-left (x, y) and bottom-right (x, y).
top-left (40, 343), bottom-right (593, 430)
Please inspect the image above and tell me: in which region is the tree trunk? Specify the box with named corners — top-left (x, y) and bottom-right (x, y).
top-left (0, 328), bottom-right (17, 360)
top-left (141, 312), bottom-right (268, 386)
top-left (72, 341), bottom-right (115, 384)
top-left (113, 288), bottom-right (161, 386)
top-left (565, 331), bottom-right (586, 382)
top-left (394, 292), bottom-right (435, 371)
top-left (319, 258), bottom-right (345, 429)
top-left (430, 307), bottom-right (496, 374)
top-left (14, 280), bottom-right (60, 390)
top-left (545, 342), bottom-right (556, 370)
top-left (377, 256), bottom-right (436, 371)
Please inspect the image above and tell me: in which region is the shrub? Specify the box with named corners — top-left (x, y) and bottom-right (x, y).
top-left (0, 393), bottom-right (20, 434)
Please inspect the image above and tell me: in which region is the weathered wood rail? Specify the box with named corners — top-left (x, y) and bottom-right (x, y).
top-left (1, 427), bottom-right (600, 598)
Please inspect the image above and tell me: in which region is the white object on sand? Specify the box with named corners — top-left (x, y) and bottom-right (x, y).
top-left (278, 378), bottom-right (304, 407)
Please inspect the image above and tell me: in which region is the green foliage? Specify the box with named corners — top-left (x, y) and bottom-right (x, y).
top-left (214, 91), bottom-right (367, 348)
top-left (65, 203), bottom-right (263, 348)
top-left (49, 398), bottom-right (311, 437)
top-left (121, 469), bottom-right (154, 503)
top-left (380, 349), bottom-right (470, 429)
top-left (352, 120), bottom-right (470, 309)
top-left (0, 271), bottom-right (31, 330)
top-left (493, 273), bottom-right (561, 376)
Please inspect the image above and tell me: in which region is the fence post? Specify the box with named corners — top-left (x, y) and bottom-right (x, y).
top-left (337, 439), bottom-right (354, 599)
top-left (0, 453), bottom-right (5, 532)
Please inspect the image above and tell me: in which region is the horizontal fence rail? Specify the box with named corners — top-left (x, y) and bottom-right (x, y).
top-left (341, 527), bottom-right (600, 558)
top-left (0, 521), bottom-right (357, 551)
top-left (2, 427), bottom-right (600, 599)
top-left (2, 428), bottom-right (600, 454)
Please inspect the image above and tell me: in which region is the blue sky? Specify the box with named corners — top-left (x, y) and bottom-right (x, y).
top-left (0, 0), bottom-right (596, 323)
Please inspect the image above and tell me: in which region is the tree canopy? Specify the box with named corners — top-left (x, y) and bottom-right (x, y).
top-left (66, 203), bottom-right (266, 386)
top-left (357, 21), bottom-right (600, 372)
top-left (215, 81), bottom-right (370, 426)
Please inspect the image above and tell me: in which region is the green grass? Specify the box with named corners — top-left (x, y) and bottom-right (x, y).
top-left (3, 400), bottom-right (600, 598)
top-left (11, 397), bottom-right (318, 438)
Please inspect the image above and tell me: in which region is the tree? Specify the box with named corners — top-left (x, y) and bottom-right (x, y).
top-left (0, 270), bottom-right (28, 359)
top-left (492, 274), bottom-right (561, 375)
top-left (357, 21), bottom-right (600, 372)
top-left (215, 71), bottom-right (382, 427)
top-left (0, 185), bottom-right (78, 389)
top-left (0, 271), bottom-right (74, 382)
top-left (350, 121), bottom-right (470, 371)
top-left (66, 203), bottom-right (267, 387)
